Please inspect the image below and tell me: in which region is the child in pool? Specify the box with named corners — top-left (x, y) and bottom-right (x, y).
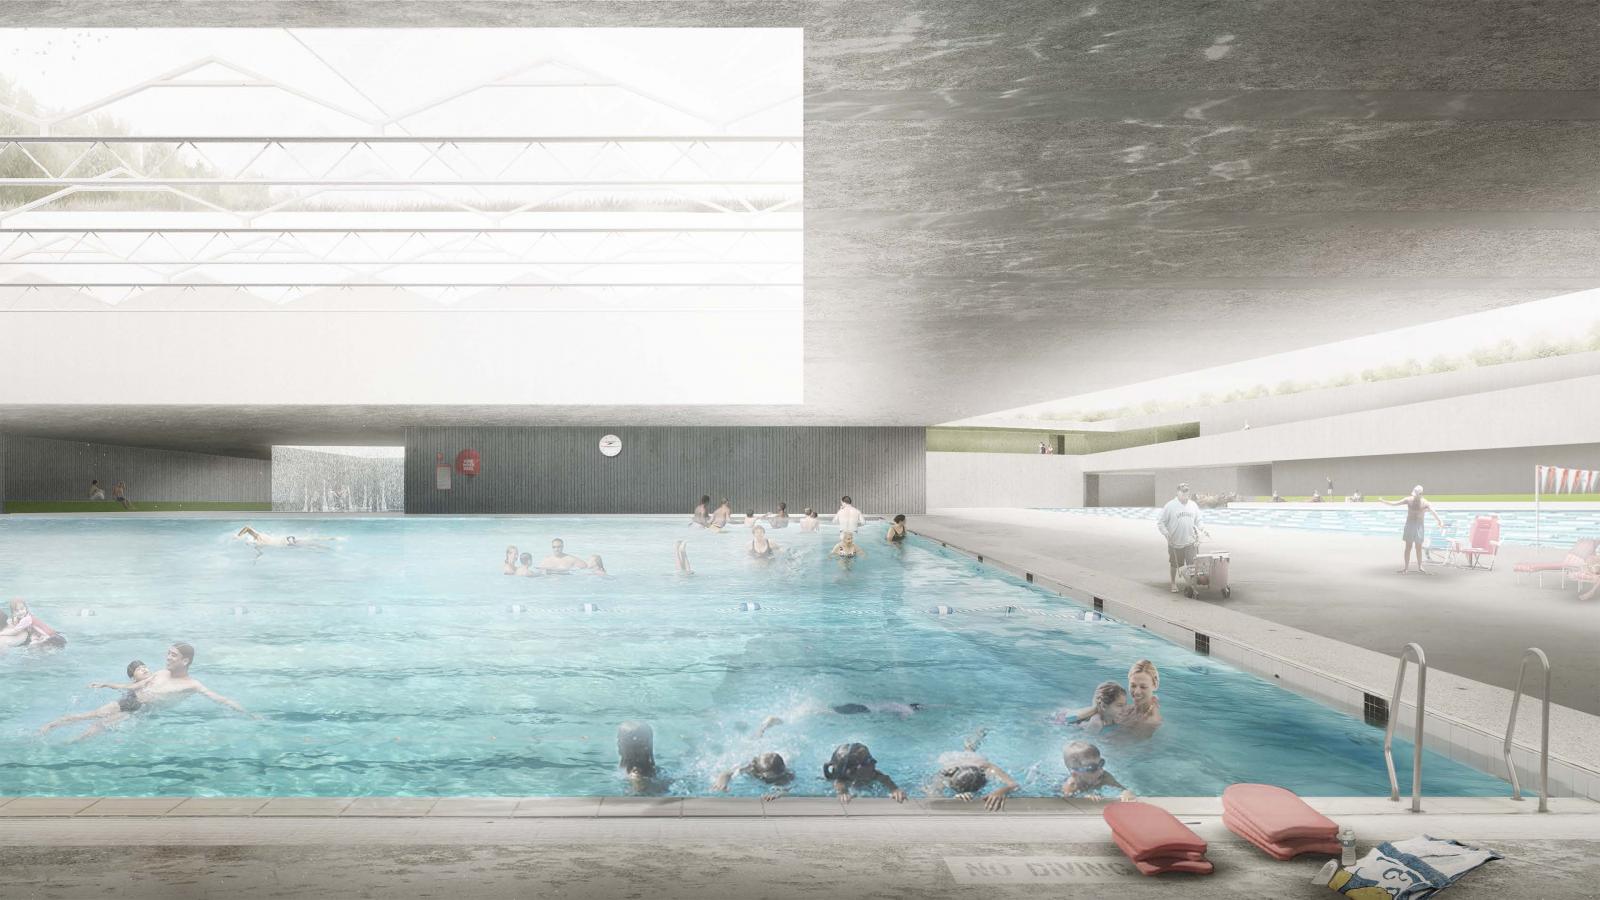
top-left (38, 660), bottom-right (155, 737)
top-left (1061, 740), bottom-right (1133, 802)
top-left (1057, 681), bottom-right (1128, 733)
top-left (502, 546), bottom-right (518, 575)
top-left (824, 742), bottom-right (906, 803)
top-left (923, 728), bottom-right (1018, 811)
top-left (712, 751), bottom-right (796, 801)
top-left (513, 552), bottom-right (539, 577)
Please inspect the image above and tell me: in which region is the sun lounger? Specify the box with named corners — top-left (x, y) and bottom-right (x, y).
top-left (1222, 783), bottom-right (1340, 860)
top-left (1513, 538), bottom-right (1597, 588)
top-left (1103, 802), bottom-right (1213, 876)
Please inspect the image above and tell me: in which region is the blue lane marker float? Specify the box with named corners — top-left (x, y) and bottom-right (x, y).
top-left (926, 604), bottom-right (1105, 622)
top-left (233, 606), bottom-right (247, 616)
top-left (77, 608), bottom-right (95, 618)
top-left (581, 602), bottom-right (600, 614)
top-left (508, 603), bottom-right (526, 615)
top-left (367, 605), bottom-right (382, 616)
top-left (739, 601), bottom-right (761, 612)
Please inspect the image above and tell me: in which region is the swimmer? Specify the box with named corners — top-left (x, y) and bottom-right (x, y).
top-left (538, 538), bottom-right (589, 573)
top-left (0, 598), bottom-right (34, 648)
top-left (829, 531), bottom-right (867, 559)
top-left (586, 554), bottom-right (608, 576)
top-left (236, 526), bottom-right (332, 556)
top-left (712, 751), bottom-right (796, 800)
top-left (617, 720), bottom-right (670, 795)
top-left (754, 701), bottom-right (924, 738)
top-left (502, 545), bottom-right (519, 575)
top-left (514, 552), bottom-right (539, 577)
top-left (47, 643), bottom-right (255, 742)
top-left (885, 514), bottom-right (907, 545)
top-left (674, 540), bottom-right (694, 575)
top-left (745, 509), bottom-right (762, 529)
top-left (691, 495), bottom-right (712, 528)
top-left (1058, 681), bottom-right (1128, 734)
top-left (825, 742), bottom-right (906, 803)
top-left (769, 502), bottom-right (790, 529)
top-left (924, 728), bottom-right (1019, 811)
top-left (38, 660), bottom-right (155, 737)
top-left (799, 508), bottom-right (820, 533)
top-left (1061, 740), bottom-right (1133, 802)
top-left (748, 525), bottom-right (779, 559)
top-left (711, 498), bottom-right (733, 529)
top-left (835, 496), bottom-right (865, 533)
top-left (1120, 660), bottom-right (1163, 735)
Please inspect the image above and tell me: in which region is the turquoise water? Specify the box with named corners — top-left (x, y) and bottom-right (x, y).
top-left (1047, 506), bottom-right (1600, 548)
top-left (0, 517), bottom-right (1508, 798)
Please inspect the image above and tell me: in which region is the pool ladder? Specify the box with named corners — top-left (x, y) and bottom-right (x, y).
top-left (1503, 648), bottom-right (1551, 812)
top-left (1383, 643), bottom-right (1427, 812)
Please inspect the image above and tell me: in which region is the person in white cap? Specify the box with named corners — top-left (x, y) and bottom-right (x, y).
top-left (1157, 483), bottom-right (1202, 593)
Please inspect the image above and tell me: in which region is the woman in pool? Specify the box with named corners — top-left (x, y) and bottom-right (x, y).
top-left (1121, 659), bottom-right (1163, 735)
top-left (824, 742), bottom-right (906, 803)
top-left (829, 531), bottom-right (867, 559)
top-left (38, 660), bottom-right (154, 736)
top-left (502, 545), bottom-right (519, 575)
top-left (1058, 681), bottom-right (1128, 733)
top-left (712, 751), bottom-right (796, 800)
top-left (1061, 740), bottom-right (1134, 802)
top-left (799, 508), bottom-right (820, 533)
top-left (923, 728), bottom-right (1018, 811)
top-left (885, 514), bottom-right (908, 545)
top-left (749, 525), bottom-right (779, 559)
top-left (585, 555), bottom-right (608, 576)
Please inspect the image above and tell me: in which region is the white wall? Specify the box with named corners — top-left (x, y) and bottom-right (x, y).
top-left (0, 310), bottom-right (802, 405)
top-left (927, 452), bottom-right (1082, 509)
top-left (1080, 374), bottom-right (1600, 473)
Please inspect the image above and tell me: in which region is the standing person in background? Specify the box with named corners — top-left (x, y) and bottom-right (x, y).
top-left (1038, 441), bottom-right (1048, 454)
top-left (835, 496), bottom-right (864, 533)
top-left (1326, 474), bottom-right (1334, 497)
top-left (1157, 483), bottom-right (1201, 594)
top-left (112, 481), bottom-right (135, 510)
top-left (1380, 485), bottom-right (1446, 575)
top-left (87, 480), bottom-right (106, 501)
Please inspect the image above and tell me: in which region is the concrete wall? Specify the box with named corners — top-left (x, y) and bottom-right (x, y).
top-left (0, 434), bottom-right (270, 503)
top-left (1093, 473), bottom-right (1158, 507)
top-left (1081, 374), bottom-right (1600, 475)
top-left (926, 452), bottom-right (1082, 508)
top-left (404, 427), bottom-right (925, 515)
top-left (1273, 443), bottom-right (1600, 497)
top-left (1101, 351), bottom-right (1600, 435)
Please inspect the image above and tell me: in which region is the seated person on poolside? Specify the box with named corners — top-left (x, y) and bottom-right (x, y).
top-left (749, 525), bottom-right (779, 559)
top-left (503, 545), bottom-right (519, 575)
top-left (538, 538), bottom-right (590, 572)
top-left (674, 540), bottom-right (694, 575)
top-left (1057, 681), bottom-right (1128, 733)
top-left (710, 498), bottom-right (733, 529)
top-left (754, 701), bottom-right (924, 738)
top-left (88, 479), bottom-right (106, 501)
top-left (617, 720), bottom-right (670, 795)
top-left (38, 659), bottom-right (155, 738)
top-left (825, 742), bottom-right (906, 803)
top-left (768, 503), bottom-right (790, 529)
top-left (924, 729), bottom-right (1018, 811)
top-left (691, 495), bottom-right (712, 528)
top-left (799, 508), bottom-right (820, 532)
top-left (1061, 741), bottom-right (1133, 802)
top-left (885, 514), bottom-right (907, 545)
top-left (829, 531), bottom-right (867, 558)
top-left (1579, 552), bottom-right (1600, 601)
top-left (712, 751), bottom-right (796, 800)
top-left (46, 643), bottom-right (255, 742)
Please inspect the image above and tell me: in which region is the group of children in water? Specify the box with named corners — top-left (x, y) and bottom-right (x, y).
top-left (616, 659), bottom-right (1162, 808)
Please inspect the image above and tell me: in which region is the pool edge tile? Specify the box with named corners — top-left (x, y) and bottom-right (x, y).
top-left (514, 798), bottom-right (602, 818)
top-left (0, 797), bottom-right (98, 817)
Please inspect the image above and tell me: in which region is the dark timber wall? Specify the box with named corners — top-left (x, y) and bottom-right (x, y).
top-left (404, 427), bottom-right (926, 515)
top-left (0, 434), bottom-right (270, 504)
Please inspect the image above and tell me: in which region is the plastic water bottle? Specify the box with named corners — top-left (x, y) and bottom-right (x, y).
top-left (1338, 826), bottom-right (1356, 866)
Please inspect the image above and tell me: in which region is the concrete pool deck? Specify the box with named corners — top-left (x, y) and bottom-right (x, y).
top-left (3, 799), bottom-right (1598, 899)
top-left (911, 509), bottom-right (1600, 801)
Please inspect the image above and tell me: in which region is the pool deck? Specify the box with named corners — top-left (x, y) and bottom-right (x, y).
top-left (911, 509), bottom-right (1600, 797)
top-left (3, 797), bottom-right (1598, 899)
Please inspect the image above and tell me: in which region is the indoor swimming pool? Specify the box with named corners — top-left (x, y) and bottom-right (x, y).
top-left (0, 516), bottom-right (1509, 798)
top-left (1048, 506), bottom-right (1600, 547)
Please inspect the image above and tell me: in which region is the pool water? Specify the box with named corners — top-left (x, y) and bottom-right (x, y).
top-left (1047, 506), bottom-right (1600, 548)
top-left (0, 517), bottom-right (1508, 798)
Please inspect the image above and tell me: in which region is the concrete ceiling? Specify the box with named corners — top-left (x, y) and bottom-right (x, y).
top-left (2, 1), bottom-right (1596, 457)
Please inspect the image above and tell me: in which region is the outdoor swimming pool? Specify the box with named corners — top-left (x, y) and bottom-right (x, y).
top-left (0, 517), bottom-right (1508, 798)
top-left (1047, 506), bottom-right (1600, 547)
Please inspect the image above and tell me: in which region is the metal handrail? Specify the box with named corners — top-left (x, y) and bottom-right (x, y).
top-left (1383, 643), bottom-right (1427, 812)
top-left (1503, 648), bottom-right (1552, 812)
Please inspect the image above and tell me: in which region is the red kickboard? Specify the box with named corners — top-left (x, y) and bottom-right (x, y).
top-left (1223, 811), bottom-right (1340, 860)
top-left (1131, 858), bottom-right (1214, 876)
top-left (1102, 802), bottom-right (1208, 859)
top-left (1221, 783), bottom-right (1338, 842)
top-left (1114, 832), bottom-right (1206, 865)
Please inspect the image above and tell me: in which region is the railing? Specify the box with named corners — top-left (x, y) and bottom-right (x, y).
top-left (1503, 647), bottom-right (1552, 812)
top-left (1384, 643), bottom-right (1427, 813)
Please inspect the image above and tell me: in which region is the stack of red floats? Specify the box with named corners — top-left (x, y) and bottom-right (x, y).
top-left (1102, 802), bottom-right (1214, 876)
top-left (1222, 783), bottom-right (1341, 860)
